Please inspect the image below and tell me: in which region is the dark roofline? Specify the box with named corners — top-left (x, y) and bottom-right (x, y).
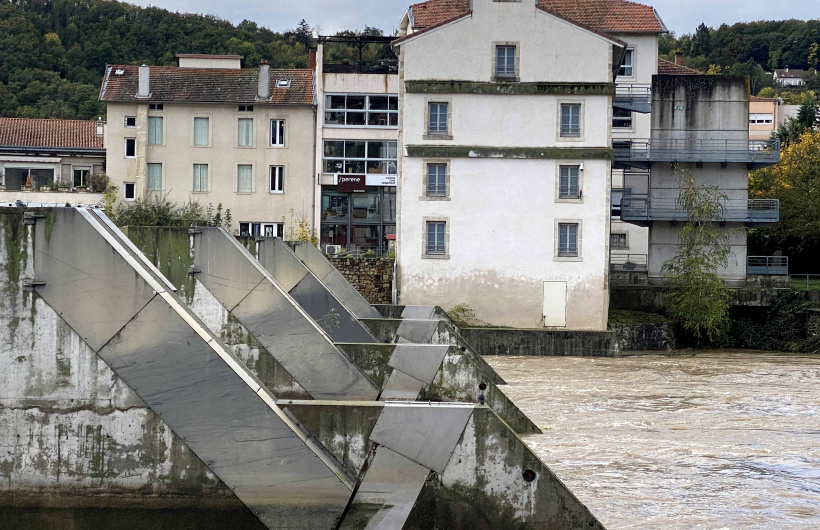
top-left (318, 35), bottom-right (396, 44)
top-left (0, 145), bottom-right (105, 156)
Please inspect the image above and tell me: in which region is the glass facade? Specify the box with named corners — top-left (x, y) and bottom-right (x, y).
top-left (320, 186), bottom-right (396, 256)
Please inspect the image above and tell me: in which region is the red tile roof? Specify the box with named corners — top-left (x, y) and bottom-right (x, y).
top-left (0, 118), bottom-right (104, 149)
top-left (99, 65), bottom-right (314, 105)
top-left (407, 0), bottom-right (664, 34)
top-left (657, 59), bottom-right (702, 75)
top-left (751, 95), bottom-right (778, 102)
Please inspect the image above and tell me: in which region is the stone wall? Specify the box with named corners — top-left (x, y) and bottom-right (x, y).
top-left (458, 328), bottom-right (621, 357)
top-left (327, 257), bottom-right (394, 305)
top-left (609, 322), bottom-right (675, 351)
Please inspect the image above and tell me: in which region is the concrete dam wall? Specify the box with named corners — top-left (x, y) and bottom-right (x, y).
top-left (0, 208), bottom-right (604, 529)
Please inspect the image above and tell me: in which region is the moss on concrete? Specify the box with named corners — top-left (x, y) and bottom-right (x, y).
top-left (336, 344), bottom-right (395, 388)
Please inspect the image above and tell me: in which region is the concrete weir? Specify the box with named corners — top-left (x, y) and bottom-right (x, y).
top-left (0, 208), bottom-right (604, 529)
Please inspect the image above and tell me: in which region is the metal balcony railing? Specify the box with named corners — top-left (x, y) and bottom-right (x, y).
top-left (613, 139), bottom-right (780, 169)
top-left (613, 84), bottom-right (651, 113)
top-left (747, 256), bottom-right (789, 276)
top-left (621, 196), bottom-right (779, 224)
top-left (610, 253), bottom-right (648, 271)
top-left (323, 61), bottom-right (398, 74)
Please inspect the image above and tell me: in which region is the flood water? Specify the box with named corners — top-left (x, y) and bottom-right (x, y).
top-left (485, 352), bottom-right (820, 529)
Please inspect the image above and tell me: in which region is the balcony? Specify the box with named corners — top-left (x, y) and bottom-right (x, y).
top-left (610, 253), bottom-right (648, 272)
top-left (323, 60), bottom-right (397, 75)
top-left (613, 84), bottom-right (651, 113)
top-left (614, 139), bottom-right (781, 170)
top-left (621, 196), bottom-right (779, 226)
top-left (747, 256), bottom-right (789, 276)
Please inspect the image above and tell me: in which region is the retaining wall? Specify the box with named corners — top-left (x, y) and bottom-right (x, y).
top-left (458, 328), bottom-right (620, 357)
top-left (327, 256), bottom-right (394, 305)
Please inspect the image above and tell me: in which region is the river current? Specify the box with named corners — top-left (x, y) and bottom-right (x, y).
top-left (485, 352), bottom-right (820, 529)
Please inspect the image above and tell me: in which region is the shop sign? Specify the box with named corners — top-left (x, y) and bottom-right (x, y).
top-left (337, 174), bottom-right (366, 192)
top-left (366, 174), bottom-right (397, 186)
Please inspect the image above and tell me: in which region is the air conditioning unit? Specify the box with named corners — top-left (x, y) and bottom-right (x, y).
top-left (325, 245), bottom-right (342, 256)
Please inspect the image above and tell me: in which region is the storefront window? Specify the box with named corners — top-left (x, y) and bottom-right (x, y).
top-left (322, 194), bottom-right (349, 222)
top-left (323, 140), bottom-right (397, 175)
top-left (320, 186), bottom-right (396, 256)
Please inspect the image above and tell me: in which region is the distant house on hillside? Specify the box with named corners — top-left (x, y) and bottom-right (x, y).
top-left (773, 68), bottom-right (805, 87)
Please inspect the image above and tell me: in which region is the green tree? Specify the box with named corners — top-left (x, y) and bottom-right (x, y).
top-left (772, 92), bottom-right (817, 147)
top-left (663, 166), bottom-right (731, 344)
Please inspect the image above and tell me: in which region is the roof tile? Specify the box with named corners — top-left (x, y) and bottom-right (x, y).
top-left (0, 118), bottom-right (103, 149)
top-left (100, 66), bottom-right (314, 105)
top-left (657, 59), bottom-right (702, 75)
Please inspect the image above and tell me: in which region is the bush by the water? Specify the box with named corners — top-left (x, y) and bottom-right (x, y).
top-left (730, 290), bottom-right (817, 352)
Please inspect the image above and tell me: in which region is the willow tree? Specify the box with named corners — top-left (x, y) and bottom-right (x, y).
top-left (663, 166), bottom-right (731, 344)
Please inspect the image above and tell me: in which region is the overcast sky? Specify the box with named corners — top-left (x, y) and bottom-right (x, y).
top-left (131, 1), bottom-right (816, 37)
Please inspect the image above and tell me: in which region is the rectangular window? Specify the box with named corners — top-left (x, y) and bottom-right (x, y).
top-left (324, 94), bottom-right (399, 127)
top-left (426, 221), bottom-right (446, 255)
top-left (749, 113), bottom-right (774, 124)
top-left (124, 116), bottom-right (136, 128)
top-left (237, 164), bottom-right (253, 193)
top-left (322, 140), bottom-right (397, 175)
top-left (238, 118), bottom-right (253, 146)
top-left (559, 166), bottom-right (580, 199)
top-left (193, 117), bottom-right (209, 146)
top-left (124, 182), bottom-right (136, 201)
top-left (561, 104), bottom-right (581, 137)
top-left (147, 163), bottom-right (162, 191)
top-left (73, 167), bottom-right (91, 188)
top-left (610, 233), bottom-right (628, 249)
top-left (558, 223), bottom-right (579, 257)
top-left (496, 45), bottom-right (516, 78)
top-left (270, 119), bottom-right (285, 146)
top-left (426, 163), bottom-right (447, 196)
top-left (618, 49), bottom-right (634, 77)
top-left (193, 164), bottom-right (208, 192)
top-left (613, 107), bottom-right (633, 129)
top-left (428, 102), bottom-right (448, 135)
top-left (269, 166), bottom-right (284, 193)
top-left (149, 104), bottom-right (163, 111)
top-left (148, 116), bottom-right (163, 144)
top-left (238, 105), bottom-right (254, 112)
top-left (124, 138), bottom-right (136, 158)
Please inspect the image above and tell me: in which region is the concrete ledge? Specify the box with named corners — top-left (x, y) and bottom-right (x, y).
top-left (459, 328), bottom-right (620, 357)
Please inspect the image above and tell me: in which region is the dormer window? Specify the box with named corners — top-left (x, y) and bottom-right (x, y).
top-left (276, 80), bottom-right (291, 88)
top-left (239, 105), bottom-right (254, 112)
top-left (149, 103), bottom-right (164, 111)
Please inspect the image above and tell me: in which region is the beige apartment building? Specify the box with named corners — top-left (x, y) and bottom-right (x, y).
top-left (100, 55), bottom-right (316, 237)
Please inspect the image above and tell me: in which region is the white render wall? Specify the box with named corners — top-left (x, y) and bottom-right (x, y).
top-left (106, 102), bottom-right (317, 232)
top-left (397, 0), bottom-right (615, 329)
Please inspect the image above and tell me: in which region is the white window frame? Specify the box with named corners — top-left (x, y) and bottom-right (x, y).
top-left (493, 42), bottom-right (519, 80)
top-left (147, 116), bottom-right (163, 145)
top-left (124, 116), bottom-right (136, 128)
top-left (124, 138), bottom-right (136, 158)
top-left (239, 222), bottom-right (283, 237)
top-left (612, 107), bottom-right (634, 130)
top-left (427, 102), bottom-right (450, 137)
top-left (559, 103), bottom-right (582, 139)
top-left (269, 165), bottom-right (284, 193)
top-left (270, 119), bottom-right (286, 147)
top-left (123, 182), bottom-right (136, 201)
top-left (557, 165), bottom-right (582, 201)
top-left (72, 165), bottom-right (92, 188)
top-left (618, 48), bottom-right (635, 79)
top-left (422, 217), bottom-right (449, 259)
top-left (193, 116), bottom-right (210, 147)
top-left (323, 94), bottom-right (399, 128)
top-left (749, 113), bottom-right (774, 124)
top-left (422, 160), bottom-right (449, 200)
top-left (193, 163), bottom-right (208, 193)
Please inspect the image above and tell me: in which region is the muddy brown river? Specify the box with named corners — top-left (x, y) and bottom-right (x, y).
top-left (485, 352), bottom-right (820, 529)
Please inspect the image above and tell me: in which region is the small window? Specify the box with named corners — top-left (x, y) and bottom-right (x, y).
top-left (559, 166), bottom-right (580, 199)
top-left (496, 45), bottom-right (516, 78)
top-left (276, 79), bottom-right (290, 88)
top-left (149, 104), bottom-right (164, 111)
top-left (269, 166), bottom-right (284, 193)
top-left (124, 116), bottom-right (136, 128)
top-left (270, 119), bottom-right (285, 147)
top-left (73, 167), bottom-right (91, 188)
top-left (613, 107), bottom-right (633, 129)
top-left (124, 138), bottom-right (136, 158)
top-left (428, 102), bottom-right (448, 135)
top-left (237, 164), bottom-right (253, 193)
top-left (263, 223), bottom-right (284, 237)
top-left (426, 163), bottom-right (447, 196)
top-left (193, 164), bottom-right (208, 192)
top-left (238, 118), bottom-right (253, 146)
top-left (749, 113), bottom-right (774, 124)
top-left (426, 221), bottom-right (446, 255)
top-left (239, 222), bottom-right (250, 236)
top-left (618, 49), bottom-right (634, 78)
top-left (193, 117), bottom-right (209, 146)
top-left (148, 116), bottom-right (163, 145)
top-left (147, 163), bottom-right (162, 191)
top-left (560, 104), bottom-right (581, 138)
top-left (238, 105), bottom-right (254, 112)
top-left (610, 233), bottom-right (628, 249)
top-left (123, 182), bottom-right (136, 201)
top-left (558, 223), bottom-right (579, 257)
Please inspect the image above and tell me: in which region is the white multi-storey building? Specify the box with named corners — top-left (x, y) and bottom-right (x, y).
top-left (393, 0), bottom-right (647, 330)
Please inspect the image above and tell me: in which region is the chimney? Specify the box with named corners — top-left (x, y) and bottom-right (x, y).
top-left (258, 59), bottom-right (270, 100)
top-left (309, 48), bottom-right (317, 71)
top-left (674, 48), bottom-right (683, 66)
top-left (137, 64), bottom-right (150, 98)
